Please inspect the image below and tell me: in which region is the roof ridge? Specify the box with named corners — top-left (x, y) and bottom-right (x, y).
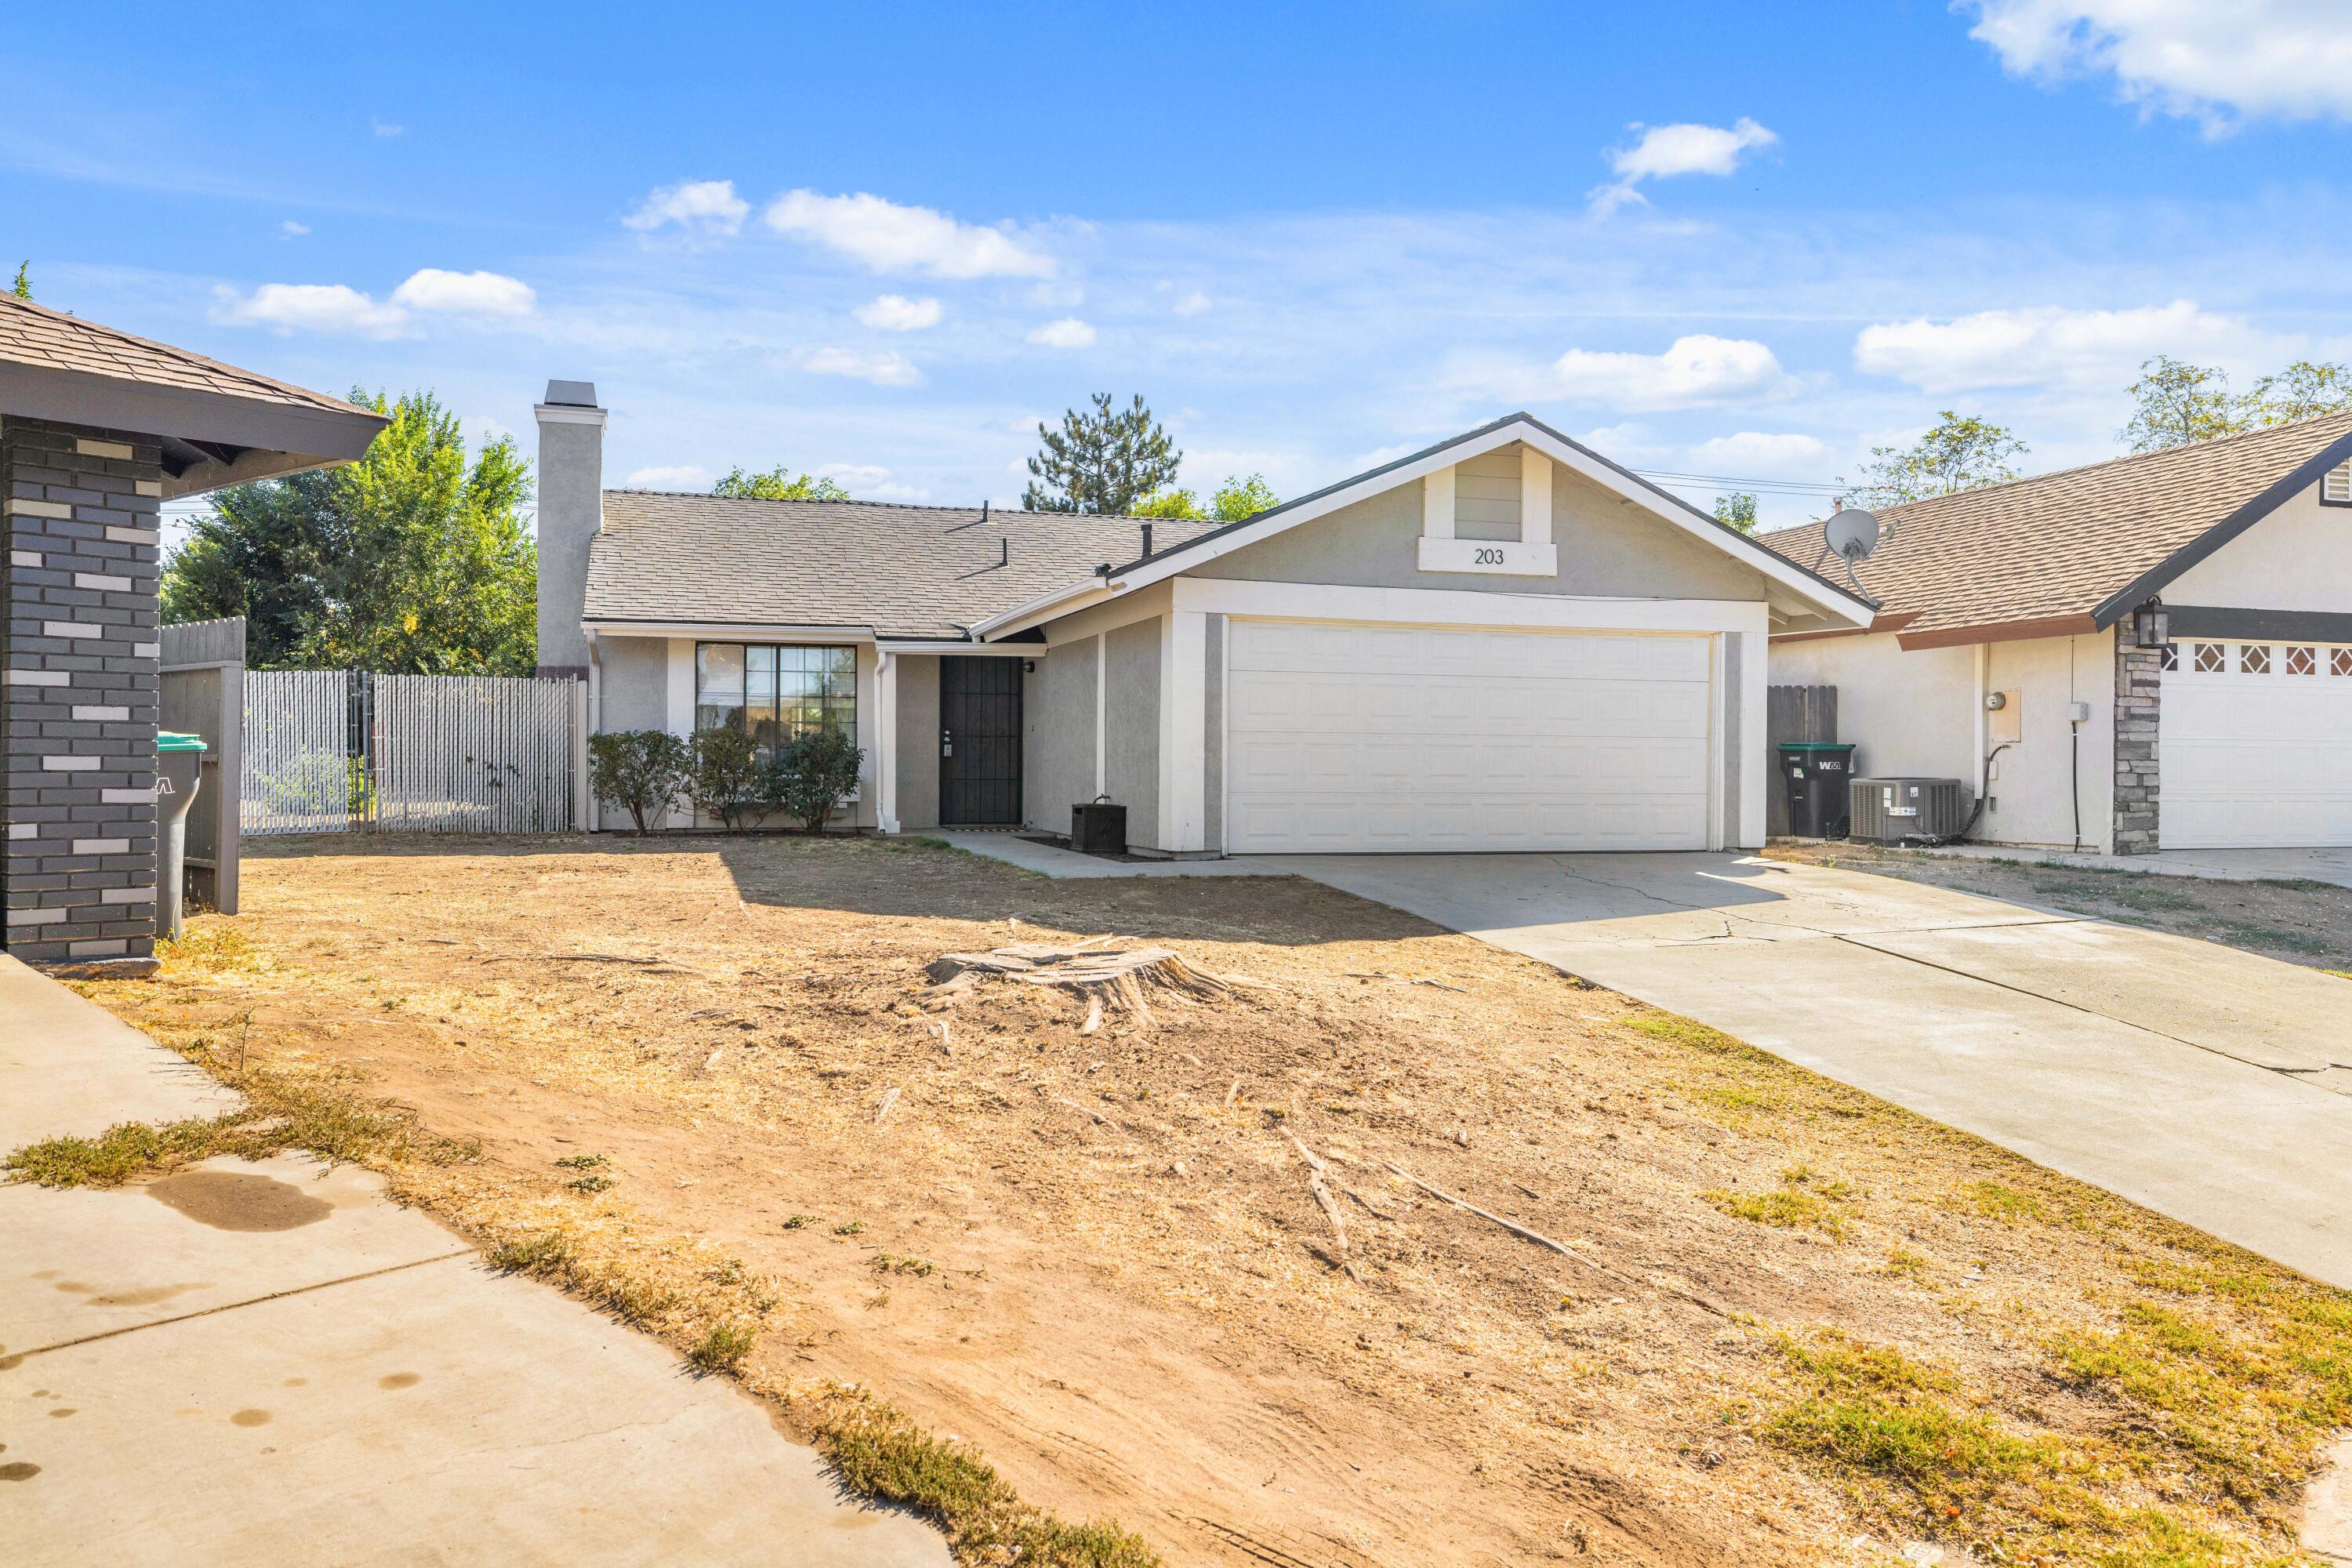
top-left (602, 488), bottom-right (1226, 525)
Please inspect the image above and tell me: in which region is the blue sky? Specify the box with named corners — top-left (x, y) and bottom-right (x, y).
top-left (9, 1), bottom-right (2352, 542)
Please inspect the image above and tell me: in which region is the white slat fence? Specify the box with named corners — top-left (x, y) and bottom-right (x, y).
top-left (242, 670), bottom-right (583, 836)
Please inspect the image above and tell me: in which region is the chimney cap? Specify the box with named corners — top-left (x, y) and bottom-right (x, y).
top-left (542, 379), bottom-right (599, 408)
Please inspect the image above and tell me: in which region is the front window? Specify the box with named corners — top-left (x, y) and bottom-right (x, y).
top-left (696, 643), bottom-right (857, 755)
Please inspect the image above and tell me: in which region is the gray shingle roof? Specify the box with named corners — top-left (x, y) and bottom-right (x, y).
top-left (1759, 412), bottom-right (2352, 640)
top-left (583, 492), bottom-right (1226, 639)
top-left (0, 293), bottom-right (365, 418)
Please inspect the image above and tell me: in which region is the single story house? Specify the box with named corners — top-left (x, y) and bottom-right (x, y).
top-left (1764, 411), bottom-right (2352, 853)
top-left (2, 295), bottom-right (383, 970)
top-left (536, 385), bottom-right (1872, 854)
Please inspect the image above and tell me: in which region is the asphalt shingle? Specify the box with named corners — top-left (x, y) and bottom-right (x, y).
top-left (0, 295), bottom-right (365, 419)
top-left (583, 492), bottom-right (1226, 639)
top-left (1759, 412), bottom-right (2352, 639)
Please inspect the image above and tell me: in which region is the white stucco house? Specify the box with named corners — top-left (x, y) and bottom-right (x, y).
top-left (1764, 412), bottom-right (2352, 853)
top-left (532, 385), bottom-right (1872, 854)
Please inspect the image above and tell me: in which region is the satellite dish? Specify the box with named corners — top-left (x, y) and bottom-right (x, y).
top-left (1817, 506), bottom-right (1882, 594)
top-left (1824, 507), bottom-right (1881, 564)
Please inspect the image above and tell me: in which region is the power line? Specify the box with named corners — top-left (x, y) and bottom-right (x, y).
top-left (1633, 467), bottom-right (1847, 498)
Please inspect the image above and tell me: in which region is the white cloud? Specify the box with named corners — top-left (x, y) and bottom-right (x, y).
top-left (1962, 1), bottom-right (2352, 129)
top-left (764, 190), bottom-right (1055, 278)
top-left (390, 268), bottom-right (536, 317)
top-left (624, 464), bottom-right (713, 491)
top-left (625, 179), bottom-right (751, 237)
top-left (818, 462), bottom-right (930, 502)
top-left (1510, 334), bottom-right (1795, 409)
top-left (1590, 118), bottom-right (1777, 214)
top-left (1026, 317), bottom-right (1097, 349)
top-left (216, 282), bottom-right (409, 339)
top-left (279, 220), bottom-right (310, 238)
top-left (1173, 290), bottom-right (1213, 318)
top-left (1853, 299), bottom-right (2257, 391)
top-left (1684, 431), bottom-right (1834, 476)
top-left (371, 118), bottom-right (402, 138)
top-left (853, 294), bottom-right (942, 331)
top-left (799, 347), bottom-right (924, 387)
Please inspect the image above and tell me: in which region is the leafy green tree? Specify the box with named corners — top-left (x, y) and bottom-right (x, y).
top-left (1025, 394), bottom-right (1181, 514)
top-left (10, 263), bottom-right (29, 301)
top-left (764, 729), bottom-right (864, 833)
top-left (688, 727), bottom-right (767, 829)
top-left (2243, 360), bottom-right (2352, 426)
top-left (1133, 474), bottom-right (1279, 522)
top-left (588, 730), bottom-right (690, 835)
top-left (1712, 492), bottom-right (1759, 533)
top-left (1208, 473), bottom-right (1279, 521)
top-left (1842, 412), bottom-right (2028, 508)
top-left (713, 465), bottom-right (851, 501)
top-left (2122, 356), bottom-right (2244, 453)
top-left (163, 390), bottom-right (536, 673)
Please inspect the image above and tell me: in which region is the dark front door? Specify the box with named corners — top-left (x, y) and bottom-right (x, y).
top-left (939, 657), bottom-right (1023, 825)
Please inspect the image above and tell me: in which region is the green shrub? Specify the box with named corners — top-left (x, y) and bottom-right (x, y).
top-left (688, 727), bottom-right (766, 829)
top-left (587, 729), bottom-right (689, 834)
top-left (764, 728), bottom-right (865, 833)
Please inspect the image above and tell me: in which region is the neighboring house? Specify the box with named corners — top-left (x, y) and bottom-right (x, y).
top-left (1763, 412), bottom-right (2352, 853)
top-left (535, 387), bottom-right (1871, 853)
top-left (1, 296), bottom-right (383, 971)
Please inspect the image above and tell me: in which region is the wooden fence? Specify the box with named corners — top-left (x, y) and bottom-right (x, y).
top-left (242, 670), bottom-right (584, 837)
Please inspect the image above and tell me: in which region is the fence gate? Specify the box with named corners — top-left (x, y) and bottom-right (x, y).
top-left (243, 670), bottom-right (583, 837)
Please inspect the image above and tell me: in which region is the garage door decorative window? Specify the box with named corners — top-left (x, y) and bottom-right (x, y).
top-left (2194, 642), bottom-right (2227, 674)
top-left (2241, 644), bottom-right (2271, 675)
top-left (2335, 648), bottom-right (2352, 678)
top-left (2287, 646), bottom-right (2318, 677)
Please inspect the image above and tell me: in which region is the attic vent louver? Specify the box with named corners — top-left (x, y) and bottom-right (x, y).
top-left (2326, 458), bottom-right (2352, 506)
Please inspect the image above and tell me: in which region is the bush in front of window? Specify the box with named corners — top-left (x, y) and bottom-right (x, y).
top-left (765, 729), bottom-right (866, 834)
top-left (588, 730), bottom-right (690, 835)
top-left (689, 726), bottom-right (768, 830)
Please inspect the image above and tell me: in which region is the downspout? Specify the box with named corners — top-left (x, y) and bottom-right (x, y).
top-left (1973, 641), bottom-right (1990, 816)
top-left (586, 626), bottom-right (603, 833)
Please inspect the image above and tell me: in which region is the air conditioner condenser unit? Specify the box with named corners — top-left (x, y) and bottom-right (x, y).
top-left (1847, 777), bottom-right (1969, 844)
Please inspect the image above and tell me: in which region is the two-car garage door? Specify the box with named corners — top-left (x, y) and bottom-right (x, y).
top-left (1224, 619), bottom-right (1714, 853)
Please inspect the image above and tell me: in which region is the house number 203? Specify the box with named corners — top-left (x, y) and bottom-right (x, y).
top-left (1473, 546), bottom-right (1506, 565)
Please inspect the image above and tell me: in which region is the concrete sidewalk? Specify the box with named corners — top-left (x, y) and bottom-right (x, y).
top-left (0, 955), bottom-right (946, 1566)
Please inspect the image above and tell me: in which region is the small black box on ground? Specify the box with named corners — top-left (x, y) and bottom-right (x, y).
top-left (1071, 799), bottom-right (1127, 855)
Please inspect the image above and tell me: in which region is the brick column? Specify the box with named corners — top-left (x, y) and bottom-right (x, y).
top-left (2, 417), bottom-right (165, 972)
top-left (2111, 612), bottom-right (2164, 856)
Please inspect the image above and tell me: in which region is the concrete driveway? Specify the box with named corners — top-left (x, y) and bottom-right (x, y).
top-left (1258, 852), bottom-right (2352, 1290)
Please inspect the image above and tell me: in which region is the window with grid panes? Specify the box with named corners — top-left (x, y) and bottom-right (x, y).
top-left (695, 643), bottom-right (858, 755)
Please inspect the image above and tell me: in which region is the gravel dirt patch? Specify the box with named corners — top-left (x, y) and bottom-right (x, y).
top-left (1763, 842), bottom-right (2352, 975)
top-left (67, 833), bottom-right (2352, 1567)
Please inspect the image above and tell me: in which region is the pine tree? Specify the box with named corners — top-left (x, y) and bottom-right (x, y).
top-left (1024, 393), bottom-right (1181, 514)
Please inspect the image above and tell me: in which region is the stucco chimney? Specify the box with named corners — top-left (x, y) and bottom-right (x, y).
top-left (533, 379), bottom-right (605, 681)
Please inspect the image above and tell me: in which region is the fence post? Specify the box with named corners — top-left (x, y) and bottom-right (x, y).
top-left (571, 678), bottom-right (591, 832)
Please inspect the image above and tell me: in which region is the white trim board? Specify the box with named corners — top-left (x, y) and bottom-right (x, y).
top-left (1170, 578), bottom-right (1771, 635)
top-left (973, 414), bottom-right (1874, 639)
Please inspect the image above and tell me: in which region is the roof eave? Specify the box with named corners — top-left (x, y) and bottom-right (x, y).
top-left (0, 359), bottom-right (385, 487)
top-left (1895, 612), bottom-right (2100, 652)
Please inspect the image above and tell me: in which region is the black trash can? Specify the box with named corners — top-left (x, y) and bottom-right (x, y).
top-left (157, 730), bottom-right (209, 941)
top-left (1777, 742), bottom-right (1855, 839)
top-left (1070, 797), bottom-right (1127, 855)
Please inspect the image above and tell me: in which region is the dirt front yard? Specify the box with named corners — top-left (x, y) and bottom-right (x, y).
top-left (1765, 842), bottom-right (2352, 975)
top-left (70, 835), bottom-right (2352, 1567)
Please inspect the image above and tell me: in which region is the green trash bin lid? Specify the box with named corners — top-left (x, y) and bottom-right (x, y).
top-left (158, 730), bottom-right (209, 753)
top-left (1777, 741), bottom-right (1852, 752)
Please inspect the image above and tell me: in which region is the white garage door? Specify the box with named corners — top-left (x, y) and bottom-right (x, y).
top-left (1224, 619), bottom-right (1713, 853)
top-left (2165, 639), bottom-right (2352, 848)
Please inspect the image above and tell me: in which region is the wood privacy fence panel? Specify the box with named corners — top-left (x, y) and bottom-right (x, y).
top-left (1764, 684), bottom-right (1838, 838)
top-left (242, 670), bottom-right (579, 836)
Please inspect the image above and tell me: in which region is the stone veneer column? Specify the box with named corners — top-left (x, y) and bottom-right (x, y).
top-left (2111, 611), bottom-right (2165, 856)
top-left (2, 416), bottom-right (165, 971)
